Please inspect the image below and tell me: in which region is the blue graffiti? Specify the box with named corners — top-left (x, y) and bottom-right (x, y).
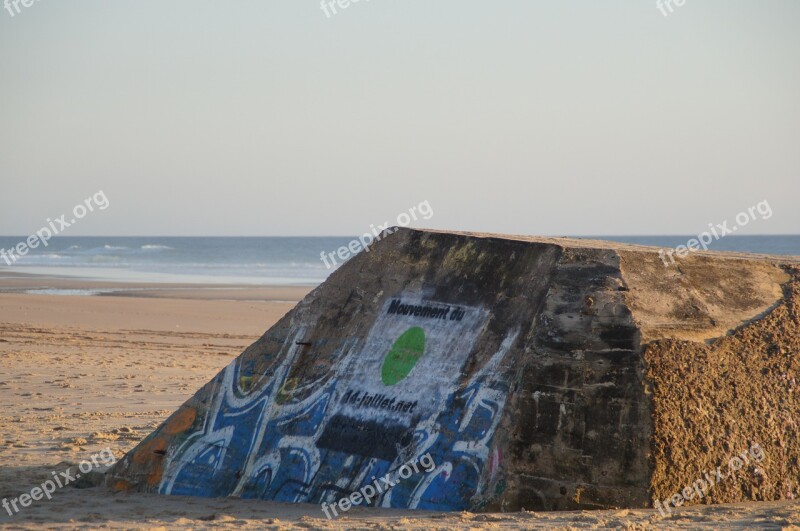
top-left (159, 329), bottom-right (516, 511)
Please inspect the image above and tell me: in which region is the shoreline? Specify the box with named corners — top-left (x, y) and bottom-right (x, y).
top-left (0, 270), bottom-right (314, 302)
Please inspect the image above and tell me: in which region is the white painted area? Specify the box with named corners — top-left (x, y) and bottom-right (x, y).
top-left (331, 295), bottom-right (489, 428)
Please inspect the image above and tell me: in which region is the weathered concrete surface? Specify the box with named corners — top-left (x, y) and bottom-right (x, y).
top-left (106, 229), bottom-right (800, 512)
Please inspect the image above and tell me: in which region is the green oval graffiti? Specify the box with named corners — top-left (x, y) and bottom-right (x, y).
top-left (381, 327), bottom-right (426, 386)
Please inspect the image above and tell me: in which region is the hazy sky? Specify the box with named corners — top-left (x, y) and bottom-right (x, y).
top-left (1, 1), bottom-right (798, 236)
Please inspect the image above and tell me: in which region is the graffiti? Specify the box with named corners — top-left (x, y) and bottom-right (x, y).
top-left (121, 293), bottom-right (519, 511)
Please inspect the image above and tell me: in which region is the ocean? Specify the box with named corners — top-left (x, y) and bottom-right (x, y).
top-left (0, 235), bottom-right (798, 287)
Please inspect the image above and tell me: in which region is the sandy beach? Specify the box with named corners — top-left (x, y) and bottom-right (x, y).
top-left (1, 272), bottom-right (799, 529)
top-left (3, 0), bottom-right (799, 525)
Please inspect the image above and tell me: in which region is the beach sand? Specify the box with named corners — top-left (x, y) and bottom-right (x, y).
top-left (1, 273), bottom-right (799, 529)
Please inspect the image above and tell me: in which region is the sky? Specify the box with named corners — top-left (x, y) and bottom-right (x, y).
top-left (0, 1), bottom-right (798, 236)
